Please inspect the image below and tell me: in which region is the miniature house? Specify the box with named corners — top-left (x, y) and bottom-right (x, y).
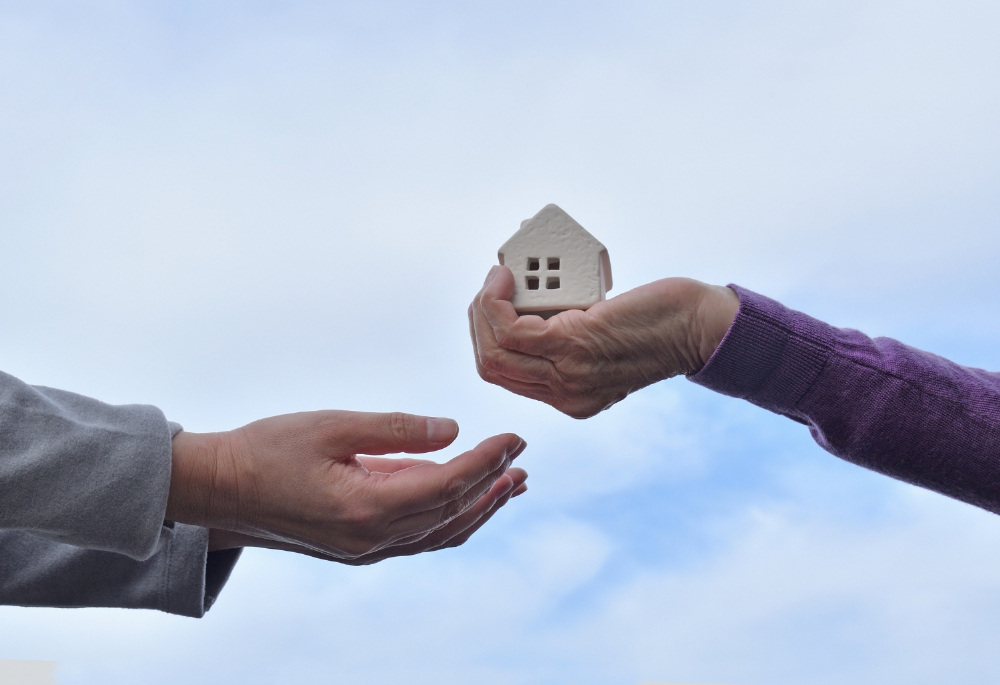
top-left (498, 204), bottom-right (612, 316)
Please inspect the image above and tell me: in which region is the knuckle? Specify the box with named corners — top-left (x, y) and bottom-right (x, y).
top-left (386, 411), bottom-right (413, 444)
top-left (482, 370), bottom-right (506, 389)
top-left (479, 352), bottom-right (497, 373)
top-left (315, 412), bottom-right (348, 445)
top-left (495, 324), bottom-right (525, 353)
top-left (480, 349), bottom-right (505, 374)
top-left (493, 325), bottom-right (511, 348)
top-left (441, 476), bottom-right (468, 504)
top-left (441, 498), bottom-right (465, 523)
top-left (476, 362), bottom-right (490, 382)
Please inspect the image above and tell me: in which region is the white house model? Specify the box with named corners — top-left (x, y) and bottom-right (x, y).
top-left (498, 204), bottom-right (612, 316)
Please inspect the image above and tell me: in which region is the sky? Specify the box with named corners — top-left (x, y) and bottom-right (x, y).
top-left (1, 1), bottom-right (1000, 683)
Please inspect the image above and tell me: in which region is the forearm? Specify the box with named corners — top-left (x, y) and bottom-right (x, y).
top-left (690, 286), bottom-right (1000, 514)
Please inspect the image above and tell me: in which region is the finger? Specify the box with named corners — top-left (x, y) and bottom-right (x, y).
top-left (353, 468), bottom-right (529, 564)
top-left (357, 456), bottom-right (436, 474)
top-left (469, 339), bottom-right (567, 408)
top-left (479, 266), bottom-right (560, 357)
top-left (318, 411), bottom-right (460, 456)
top-left (379, 433), bottom-right (525, 516)
top-left (422, 468), bottom-right (525, 545)
top-left (385, 438), bottom-right (527, 536)
top-left (474, 268), bottom-right (556, 364)
top-left (384, 458), bottom-right (512, 537)
top-left (472, 293), bottom-right (555, 384)
top-left (503, 466), bottom-right (528, 486)
top-left (469, 314), bottom-right (552, 395)
top-left (431, 468), bottom-right (528, 550)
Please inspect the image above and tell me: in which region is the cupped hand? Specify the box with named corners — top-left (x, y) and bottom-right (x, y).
top-left (167, 411), bottom-right (527, 561)
top-left (468, 266), bottom-right (739, 418)
top-left (208, 463), bottom-right (528, 564)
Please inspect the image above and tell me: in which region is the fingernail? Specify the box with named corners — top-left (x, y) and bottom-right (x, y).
top-left (427, 418), bottom-right (459, 443)
top-left (509, 438), bottom-right (526, 458)
top-left (484, 265), bottom-right (499, 285)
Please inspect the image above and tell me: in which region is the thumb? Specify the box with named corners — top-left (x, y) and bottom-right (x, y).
top-left (482, 265), bottom-right (516, 302)
top-left (322, 411), bottom-right (460, 456)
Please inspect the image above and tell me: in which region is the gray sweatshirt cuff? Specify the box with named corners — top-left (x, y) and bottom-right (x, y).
top-left (161, 524), bottom-right (243, 617)
top-left (0, 523), bottom-right (242, 617)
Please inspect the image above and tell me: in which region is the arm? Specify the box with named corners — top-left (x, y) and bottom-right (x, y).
top-left (0, 371), bottom-right (239, 614)
top-left (469, 266), bottom-right (1000, 515)
top-left (690, 286), bottom-right (1000, 514)
top-left (2, 369), bottom-right (528, 614)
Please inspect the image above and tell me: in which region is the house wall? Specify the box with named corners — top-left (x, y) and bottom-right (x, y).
top-left (498, 205), bottom-right (609, 314)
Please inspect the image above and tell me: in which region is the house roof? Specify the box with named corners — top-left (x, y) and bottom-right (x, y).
top-left (498, 204), bottom-right (613, 290)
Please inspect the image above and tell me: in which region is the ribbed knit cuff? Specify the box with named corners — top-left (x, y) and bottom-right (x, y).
top-left (688, 285), bottom-right (836, 417)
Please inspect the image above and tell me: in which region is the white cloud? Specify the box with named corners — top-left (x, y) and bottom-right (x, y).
top-left (561, 489), bottom-right (1000, 685)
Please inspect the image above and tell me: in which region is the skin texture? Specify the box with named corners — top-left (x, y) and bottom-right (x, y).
top-left (469, 266), bottom-right (740, 418)
top-left (166, 411), bottom-right (527, 563)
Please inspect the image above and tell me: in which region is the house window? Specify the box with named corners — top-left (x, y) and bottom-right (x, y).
top-left (526, 276), bottom-right (540, 290)
top-left (547, 258), bottom-right (560, 270)
top-left (546, 277), bottom-right (560, 289)
top-left (527, 258), bottom-right (540, 271)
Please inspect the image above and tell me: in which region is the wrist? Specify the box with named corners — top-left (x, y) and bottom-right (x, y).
top-left (166, 431), bottom-right (229, 528)
top-left (692, 283), bottom-right (740, 370)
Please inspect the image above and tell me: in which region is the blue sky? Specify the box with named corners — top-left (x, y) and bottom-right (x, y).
top-left (2, 2), bottom-right (1000, 683)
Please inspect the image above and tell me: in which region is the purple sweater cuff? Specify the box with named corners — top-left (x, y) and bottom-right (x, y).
top-left (689, 285), bottom-right (834, 420)
top-left (690, 285), bottom-right (1000, 515)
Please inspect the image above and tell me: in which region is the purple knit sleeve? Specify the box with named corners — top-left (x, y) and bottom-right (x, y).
top-left (689, 285), bottom-right (1000, 515)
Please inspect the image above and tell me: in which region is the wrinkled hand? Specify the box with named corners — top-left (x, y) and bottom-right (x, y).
top-left (469, 266), bottom-right (739, 418)
top-left (166, 411), bottom-right (527, 562)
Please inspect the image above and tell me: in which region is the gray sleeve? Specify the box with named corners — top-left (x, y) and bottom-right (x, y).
top-left (0, 369), bottom-right (243, 616)
top-left (0, 370), bottom-right (173, 560)
top-left (0, 524), bottom-right (242, 617)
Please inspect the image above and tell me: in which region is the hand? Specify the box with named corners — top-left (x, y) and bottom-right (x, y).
top-left (468, 266), bottom-right (739, 418)
top-left (208, 461), bottom-right (528, 564)
top-left (166, 411), bottom-right (527, 561)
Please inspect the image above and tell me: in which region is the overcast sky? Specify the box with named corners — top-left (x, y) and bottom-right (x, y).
top-left (2, 2), bottom-right (1000, 684)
